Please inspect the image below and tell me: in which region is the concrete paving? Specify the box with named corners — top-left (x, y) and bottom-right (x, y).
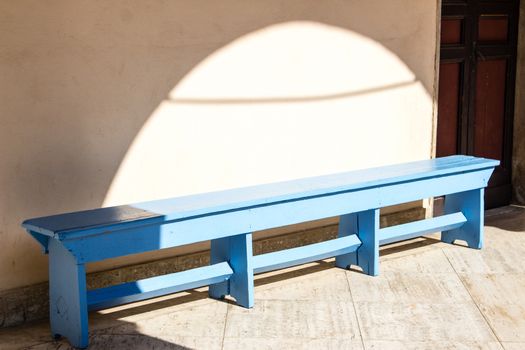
top-left (1, 205), bottom-right (524, 349)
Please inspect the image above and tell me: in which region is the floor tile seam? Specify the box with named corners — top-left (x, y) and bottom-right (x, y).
top-left (456, 272), bottom-right (525, 277)
top-left (251, 298), bottom-right (354, 302)
top-left (360, 338), bottom-right (507, 345)
top-left (475, 301), bottom-right (525, 309)
top-left (220, 303), bottom-right (230, 350)
top-left (344, 270), bottom-right (366, 350)
top-left (440, 247), bottom-right (502, 343)
top-left (352, 300), bottom-right (492, 306)
top-left (440, 269), bottom-right (523, 275)
top-left (89, 332), bottom-right (224, 338)
top-left (361, 339), bottom-right (505, 342)
top-left (359, 335), bottom-right (504, 341)
top-left (221, 335), bottom-right (363, 340)
top-left (363, 337), bottom-right (501, 340)
top-left (356, 271), bottom-right (467, 278)
top-left (358, 323), bottom-right (502, 342)
top-left (351, 299), bottom-right (474, 304)
top-left (250, 298), bottom-right (353, 302)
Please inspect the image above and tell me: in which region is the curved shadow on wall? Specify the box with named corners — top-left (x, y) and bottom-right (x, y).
top-left (103, 21), bottom-right (432, 209)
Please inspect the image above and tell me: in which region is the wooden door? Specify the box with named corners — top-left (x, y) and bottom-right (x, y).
top-left (437, 0), bottom-right (519, 208)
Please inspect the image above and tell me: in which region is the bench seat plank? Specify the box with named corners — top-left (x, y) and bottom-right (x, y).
top-left (23, 155), bottom-right (498, 238)
top-left (35, 165), bottom-right (495, 263)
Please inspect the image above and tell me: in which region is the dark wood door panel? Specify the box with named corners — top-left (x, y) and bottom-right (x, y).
top-left (438, 0), bottom-right (519, 208)
top-left (442, 19), bottom-right (464, 44)
top-left (474, 59), bottom-right (506, 162)
top-left (437, 63), bottom-right (462, 157)
top-left (478, 15), bottom-right (509, 42)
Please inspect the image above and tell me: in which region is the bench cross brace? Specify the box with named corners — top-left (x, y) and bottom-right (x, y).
top-left (336, 209), bottom-right (380, 276)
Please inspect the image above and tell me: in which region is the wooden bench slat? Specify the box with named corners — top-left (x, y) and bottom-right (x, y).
top-left (23, 156), bottom-right (498, 237)
top-left (23, 206), bottom-right (161, 237)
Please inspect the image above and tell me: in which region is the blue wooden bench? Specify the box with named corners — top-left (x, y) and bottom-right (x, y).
top-left (22, 155), bottom-right (498, 348)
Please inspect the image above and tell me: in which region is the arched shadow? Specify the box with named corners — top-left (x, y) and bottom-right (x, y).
top-left (103, 20), bottom-right (432, 208)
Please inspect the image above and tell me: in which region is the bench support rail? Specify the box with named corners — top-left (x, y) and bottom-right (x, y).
top-left (87, 262), bottom-right (234, 311)
top-left (252, 234), bottom-right (362, 274)
top-left (442, 189), bottom-right (484, 249)
top-left (379, 212), bottom-right (467, 245)
top-left (336, 209), bottom-right (380, 276)
top-left (209, 233), bottom-right (254, 308)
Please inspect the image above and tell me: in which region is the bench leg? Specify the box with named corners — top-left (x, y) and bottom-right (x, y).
top-left (336, 209), bottom-right (379, 276)
top-left (209, 233), bottom-right (254, 308)
top-left (442, 188), bottom-right (484, 249)
top-left (48, 239), bottom-right (89, 349)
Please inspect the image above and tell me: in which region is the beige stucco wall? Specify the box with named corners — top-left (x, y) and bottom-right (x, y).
top-left (513, 0), bottom-right (525, 205)
top-left (0, 0), bottom-right (439, 291)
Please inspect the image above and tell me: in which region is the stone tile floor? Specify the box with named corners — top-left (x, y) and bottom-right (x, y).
top-left (1, 205), bottom-right (524, 349)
